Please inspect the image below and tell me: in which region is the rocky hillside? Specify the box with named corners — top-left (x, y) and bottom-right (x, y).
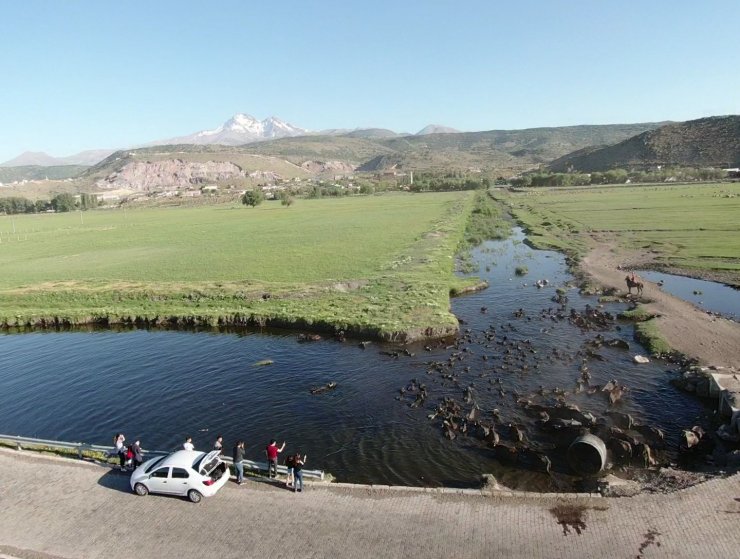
top-left (549, 116), bottom-right (740, 172)
top-left (85, 150), bottom-right (312, 191)
top-left (96, 160), bottom-right (248, 191)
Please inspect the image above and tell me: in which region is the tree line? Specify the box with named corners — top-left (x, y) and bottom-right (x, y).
top-left (510, 167), bottom-right (728, 187)
top-left (410, 173), bottom-right (491, 192)
top-left (0, 193), bottom-right (99, 215)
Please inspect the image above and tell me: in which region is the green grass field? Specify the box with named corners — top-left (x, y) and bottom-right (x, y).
top-left (498, 183), bottom-right (740, 282)
top-left (0, 192), bottom-right (485, 339)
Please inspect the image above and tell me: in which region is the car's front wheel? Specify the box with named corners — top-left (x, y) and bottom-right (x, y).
top-left (134, 483), bottom-right (149, 496)
top-left (188, 490), bottom-right (203, 503)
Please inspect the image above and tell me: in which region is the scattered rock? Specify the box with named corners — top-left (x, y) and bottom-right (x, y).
top-left (297, 333), bottom-right (322, 343)
top-left (717, 423), bottom-right (740, 443)
top-left (682, 430), bottom-right (700, 449)
top-left (633, 355), bottom-right (650, 364)
top-left (598, 474), bottom-right (641, 497)
top-left (310, 381), bottom-right (338, 395)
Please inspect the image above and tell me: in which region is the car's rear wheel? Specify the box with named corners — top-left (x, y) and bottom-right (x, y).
top-left (134, 483), bottom-right (149, 496)
top-left (188, 489), bottom-right (203, 503)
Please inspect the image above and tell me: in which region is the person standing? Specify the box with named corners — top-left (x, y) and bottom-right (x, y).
top-left (293, 453), bottom-right (307, 493)
top-left (183, 436), bottom-right (194, 451)
top-left (213, 435), bottom-right (223, 453)
top-left (232, 440), bottom-right (246, 485)
top-left (132, 440), bottom-right (144, 469)
top-left (285, 453), bottom-right (295, 488)
top-left (113, 433), bottom-right (126, 471)
top-left (265, 439), bottom-right (286, 479)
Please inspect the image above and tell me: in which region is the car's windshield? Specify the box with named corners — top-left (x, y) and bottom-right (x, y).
top-left (144, 456), bottom-right (165, 474)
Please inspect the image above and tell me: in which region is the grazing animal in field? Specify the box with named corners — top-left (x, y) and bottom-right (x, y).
top-left (625, 275), bottom-right (644, 295)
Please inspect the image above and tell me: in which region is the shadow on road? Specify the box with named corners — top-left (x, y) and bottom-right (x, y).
top-left (97, 467), bottom-right (133, 494)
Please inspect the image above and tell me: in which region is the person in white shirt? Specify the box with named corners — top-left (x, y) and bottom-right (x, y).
top-left (183, 436), bottom-right (194, 451)
top-left (113, 433), bottom-right (126, 470)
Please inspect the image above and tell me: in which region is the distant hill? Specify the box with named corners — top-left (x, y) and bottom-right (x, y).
top-left (416, 124), bottom-right (460, 135)
top-left (246, 122), bottom-right (665, 172)
top-left (0, 165), bottom-right (89, 183)
top-left (549, 116), bottom-right (740, 172)
top-left (342, 128), bottom-right (400, 139)
top-left (1, 149), bottom-right (113, 167)
top-left (234, 135), bottom-right (398, 166)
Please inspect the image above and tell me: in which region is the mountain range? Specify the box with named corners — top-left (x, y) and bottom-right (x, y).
top-left (3, 115), bottom-right (738, 188)
top-left (0, 114), bottom-right (461, 167)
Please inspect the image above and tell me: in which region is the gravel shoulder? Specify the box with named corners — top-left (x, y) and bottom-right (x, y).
top-left (580, 241), bottom-right (740, 367)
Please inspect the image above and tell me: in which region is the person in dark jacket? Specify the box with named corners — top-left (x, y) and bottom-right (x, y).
top-left (232, 441), bottom-right (247, 485)
top-left (132, 440), bottom-right (144, 469)
top-left (285, 453), bottom-right (295, 488)
top-left (293, 452), bottom-right (307, 493)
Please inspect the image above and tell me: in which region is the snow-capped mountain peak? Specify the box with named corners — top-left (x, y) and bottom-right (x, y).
top-left (165, 114), bottom-right (309, 146)
top-left (223, 113), bottom-right (263, 133)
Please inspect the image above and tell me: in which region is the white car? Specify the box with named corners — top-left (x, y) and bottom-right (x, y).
top-left (130, 449), bottom-right (229, 503)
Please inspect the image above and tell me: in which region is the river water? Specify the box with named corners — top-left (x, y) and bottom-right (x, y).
top-left (637, 270), bottom-right (740, 321)
top-left (0, 228), bottom-right (711, 489)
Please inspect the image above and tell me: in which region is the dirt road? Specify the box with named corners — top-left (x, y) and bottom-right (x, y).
top-left (580, 243), bottom-right (740, 367)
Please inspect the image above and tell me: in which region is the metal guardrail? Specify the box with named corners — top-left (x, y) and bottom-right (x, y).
top-left (0, 433), bottom-right (325, 480)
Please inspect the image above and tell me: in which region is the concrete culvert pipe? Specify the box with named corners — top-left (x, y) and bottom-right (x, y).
top-left (567, 434), bottom-right (607, 476)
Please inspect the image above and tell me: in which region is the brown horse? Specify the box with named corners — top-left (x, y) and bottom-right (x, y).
top-left (625, 276), bottom-right (643, 295)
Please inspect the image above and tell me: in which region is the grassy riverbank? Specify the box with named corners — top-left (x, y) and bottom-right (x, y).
top-left (0, 192), bottom-right (490, 340)
top-left (496, 182), bottom-right (740, 284)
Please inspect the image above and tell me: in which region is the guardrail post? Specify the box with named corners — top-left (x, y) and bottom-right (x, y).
top-left (16, 441), bottom-right (22, 451)
top-left (77, 444), bottom-right (83, 460)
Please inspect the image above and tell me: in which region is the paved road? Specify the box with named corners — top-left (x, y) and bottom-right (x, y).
top-left (0, 449), bottom-right (738, 559)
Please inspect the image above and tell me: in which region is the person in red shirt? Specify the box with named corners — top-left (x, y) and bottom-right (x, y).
top-left (265, 439), bottom-right (286, 479)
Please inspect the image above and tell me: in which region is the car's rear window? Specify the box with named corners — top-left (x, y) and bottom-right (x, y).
top-left (195, 454), bottom-right (221, 475)
top-left (144, 457), bottom-right (165, 474)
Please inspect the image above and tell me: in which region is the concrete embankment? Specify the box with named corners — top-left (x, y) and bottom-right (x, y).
top-left (0, 448), bottom-right (738, 559)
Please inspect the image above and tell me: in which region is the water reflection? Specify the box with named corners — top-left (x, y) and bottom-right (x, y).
top-left (638, 270), bottom-right (740, 320)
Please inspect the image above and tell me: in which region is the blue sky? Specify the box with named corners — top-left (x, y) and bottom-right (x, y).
top-left (0, 0), bottom-right (738, 161)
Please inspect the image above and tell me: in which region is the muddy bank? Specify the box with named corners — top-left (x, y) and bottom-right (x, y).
top-left (579, 244), bottom-right (740, 367)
